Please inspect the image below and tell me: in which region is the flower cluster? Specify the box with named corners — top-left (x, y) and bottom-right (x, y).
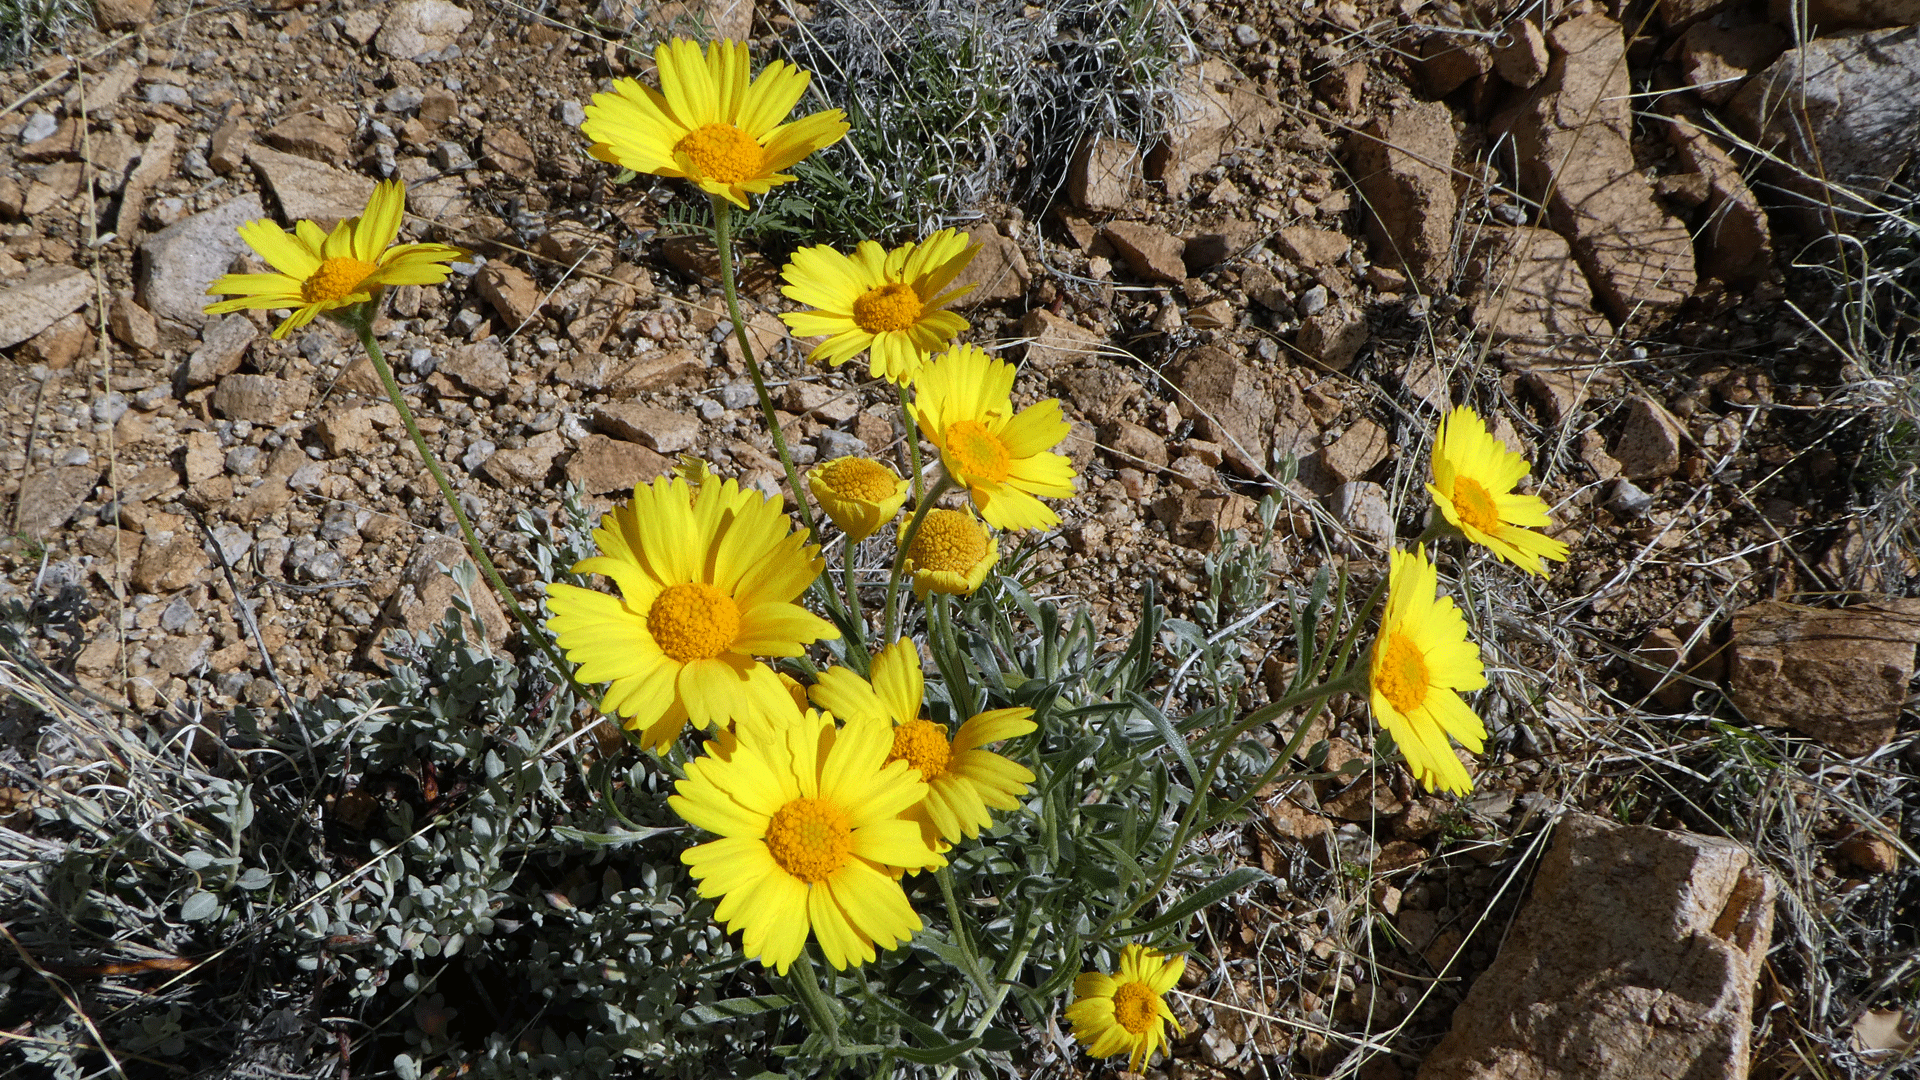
top-left (195, 34), bottom-right (1577, 1077)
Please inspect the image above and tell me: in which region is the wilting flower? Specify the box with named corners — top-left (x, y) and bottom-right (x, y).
top-left (912, 344), bottom-right (1076, 530)
top-left (1368, 548), bottom-right (1488, 795)
top-left (809, 457), bottom-right (910, 542)
top-left (901, 508), bottom-right (998, 598)
top-left (1066, 944), bottom-right (1186, 1072)
top-left (810, 640), bottom-right (1034, 847)
top-left (203, 179), bottom-right (466, 339)
top-left (1428, 405), bottom-right (1569, 577)
top-left (671, 711), bottom-right (942, 973)
top-left (778, 230), bottom-right (978, 383)
top-left (544, 470), bottom-right (838, 751)
top-left (579, 37), bottom-right (849, 208)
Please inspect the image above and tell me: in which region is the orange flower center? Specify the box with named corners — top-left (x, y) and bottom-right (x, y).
top-left (646, 582), bottom-right (740, 663)
top-left (887, 718), bottom-right (953, 780)
top-left (818, 457), bottom-right (899, 502)
top-left (944, 420), bottom-right (1010, 482)
top-left (302, 256), bottom-right (379, 304)
top-left (910, 510), bottom-right (989, 574)
top-left (764, 797), bottom-right (852, 883)
top-left (851, 282), bottom-right (924, 334)
top-left (1112, 980), bottom-right (1159, 1034)
top-left (675, 122), bottom-right (765, 184)
top-left (1451, 475), bottom-right (1502, 534)
top-left (1374, 631), bottom-right (1431, 714)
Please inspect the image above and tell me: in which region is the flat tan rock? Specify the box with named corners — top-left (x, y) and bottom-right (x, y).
top-left (1417, 814), bottom-right (1776, 1080)
top-left (249, 145), bottom-right (376, 229)
top-left (1728, 599), bottom-right (1920, 756)
top-left (0, 265), bottom-right (91, 349)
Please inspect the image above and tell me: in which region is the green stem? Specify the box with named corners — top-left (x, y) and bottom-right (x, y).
top-left (897, 379), bottom-right (923, 502)
top-left (937, 918), bottom-right (1040, 1080)
top-left (840, 540), bottom-right (864, 639)
top-left (936, 866), bottom-right (993, 998)
top-left (785, 951), bottom-right (843, 1052)
top-left (1094, 667), bottom-right (1366, 940)
top-left (710, 196), bottom-right (820, 544)
top-left (882, 474), bottom-right (955, 642)
top-left (346, 309), bottom-right (570, 677)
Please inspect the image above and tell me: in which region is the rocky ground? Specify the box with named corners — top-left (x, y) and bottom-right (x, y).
top-left (1, 0), bottom-right (1917, 1075)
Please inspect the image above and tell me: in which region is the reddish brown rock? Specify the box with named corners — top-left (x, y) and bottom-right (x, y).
top-left (1464, 226), bottom-right (1615, 367)
top-left (1612, 397), bottom-right (1689, 480)
top-left (564, 434), bottom-right (672, 495)
top-left (1493, 14), bottom-right (1696, 332)
top-left (1675, 20), bottom-right (1790, 105)
top-left (1493, 20), bottom-right (1550, 88)
top-left (1728, 599), bottom-right (1920, 756)
top-left (477, 263), bottom-right (544, 328)
top-left (1415, 33), bottom-right (1490, 97)
top-left (1102, 221), bottom-right (1187, 284)
top-left (1067, 136), bottom-right (1140, 213)
top-left (1348, 100), bottom-right (1457, 285)
top-left (1417, 814), bottom-right (1774, 1080)
top-left (1663, 113), bottom-right (1774, 286)
top-left (944, 223), bottom-right (1029, 307)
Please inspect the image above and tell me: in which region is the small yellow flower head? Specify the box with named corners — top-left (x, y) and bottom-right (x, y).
top-left (912, 344), bottom-right (1077, 531)
top-left (810, 641), bottom-right (1035, 848)
top-left (203, 179), bottom-right (467, 339)
top-left (1066, 944), bottom-right (1186, 1072)
top-left (779, 229), bottom-right (979, 383)
top-left (1368, 548), bottom-right (1489, 795)
top-left (580, 38), bottom-right (849, 208)
top-left (671, 711), bottom-right (942, 974)
top-left (902, 508), bottom-right (998, 598)
top-left (1428, 405), bottom-right (1570, 576)
top-left (809, 457), bottom-right (910, 542)
top-left (543, 468), bottom-right (839, 751)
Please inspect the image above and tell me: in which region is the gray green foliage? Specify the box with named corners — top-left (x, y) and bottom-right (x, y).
top-left (0, 489), bottom-right (1343, 1078)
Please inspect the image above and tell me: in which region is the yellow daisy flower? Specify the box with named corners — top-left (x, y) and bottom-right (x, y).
top-left (544, 470), bottom-right (839, 752)
top-left (671, 710), bottom-right (942, 974)
top-left (1368, 548), bottom-right (1488, 795)
top-left (912, 344), bottom-right (1076, 531)
top-left (810, 640), bottom-right (1034, 847)
top-left (1428, 405), bottom-right (1570, 577)
top-left (778, 230), bottom-right (978, 383)
top-left (580, 37), bottom-right (849, 209)
top-left (809, 457), bottom-right (910, 542)
top-left (901, 508), bottom-right (998, 598)
top-left (1066, 944), bottom-right (1186, 1072)
top-left (203, 179), bottom-right (467, 339)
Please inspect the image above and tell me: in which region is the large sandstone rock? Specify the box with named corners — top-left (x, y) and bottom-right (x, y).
top-left (1348, 99), bottom-right (1457, 285)
top-left (1493, 14), bottom-right (1696, 333)
top-left (1067, 136), bottom-right (1141, 213)
top-left (1728, 28), bottom-right (1920, 232)
top-left (1417, 814), bottom-right (1775, 1080)
top-left (944, 223), bottom-right (1029, 307)
top-left (386, 538), bottom-right (511, 645)
top-left (1727, 599), bottom-right (1920, 756)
